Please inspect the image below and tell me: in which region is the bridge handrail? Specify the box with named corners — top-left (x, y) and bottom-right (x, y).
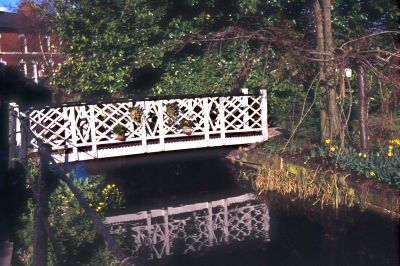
top-left (19, 90), bottom-right (262, 111)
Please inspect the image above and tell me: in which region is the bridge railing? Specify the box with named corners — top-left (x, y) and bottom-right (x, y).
top-left (9, 89), bottom-right (268, 163)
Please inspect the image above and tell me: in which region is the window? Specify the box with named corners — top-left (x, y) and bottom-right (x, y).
top-left (19, 60), bottom-right (27, 77)
top-left (31, 61), bottom-right (38, 83)
top-left (0, 59), bottom-right (6, 76)
top-left (42, 35), bottom-right (50, 52)
top-left (19, 34), bottom-right (27, 53)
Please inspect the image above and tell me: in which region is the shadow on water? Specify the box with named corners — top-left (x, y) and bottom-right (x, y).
top-left (70, 148), bottom-right (399, 266)
top-left (69, 148), bottom-right (243, 212)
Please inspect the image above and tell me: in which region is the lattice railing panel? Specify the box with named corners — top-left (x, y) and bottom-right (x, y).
top-left (11, 89), bottom-right (267, 162)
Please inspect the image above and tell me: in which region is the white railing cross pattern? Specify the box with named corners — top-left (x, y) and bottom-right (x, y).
top-left (9, 89), bottom-right (268, 163)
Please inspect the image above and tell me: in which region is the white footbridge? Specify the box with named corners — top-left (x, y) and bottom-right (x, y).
top-left (9, 89), bottom-right (268, 163)
top-left (105, 193), bottom-right (270, 260)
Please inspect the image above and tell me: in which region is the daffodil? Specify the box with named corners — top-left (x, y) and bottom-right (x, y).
top-left (363, 153), bottom-right (367, 158)
top-left (369, 170), bottom-right (375, 177)
top-left (325, 139), bottom-right (331, 144)
top-left (330, 146), bottom-right (336, 152)
top-left (358, 152), bottom-right (362, 157)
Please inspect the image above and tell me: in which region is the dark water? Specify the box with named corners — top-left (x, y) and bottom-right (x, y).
top-left (73, 148), bottom-right (399, 266)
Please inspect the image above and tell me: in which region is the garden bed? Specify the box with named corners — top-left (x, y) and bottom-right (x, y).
top-left (227, 147), bottom-right (400, 218)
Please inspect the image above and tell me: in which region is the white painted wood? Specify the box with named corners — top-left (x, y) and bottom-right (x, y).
top-left (10, 92), bottom-right (269, 163)
top-left (260, 89), bottom-right (268, 141)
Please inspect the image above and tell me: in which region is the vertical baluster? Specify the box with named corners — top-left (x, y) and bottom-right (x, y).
top-left (219, 97), bottom-right (226, 144)
top-left (142, 101), bottom-right (148, 153)
top-left (158, 101), bottom-right (165, 151)
top-left (70, 107), bottom-right (78, 161)
top-left (89, 105), bottom-right (97, 158)
top-left (62, 108), bottom-right (70, 163)
top-left (241, 88), bottom-right (250, 130)
top-left (203, 98), bottom-right (210, 146)
top-left (260, 89), bottom-right (268, 140)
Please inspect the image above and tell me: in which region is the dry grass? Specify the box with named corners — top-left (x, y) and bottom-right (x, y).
top-left (251, 166), bottom-right (355, 208)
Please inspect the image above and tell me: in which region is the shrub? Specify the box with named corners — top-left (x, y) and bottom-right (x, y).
top-left (14, 175), bottom-right (125, 265)
top-left (322, 138), bottom-right (400, 187)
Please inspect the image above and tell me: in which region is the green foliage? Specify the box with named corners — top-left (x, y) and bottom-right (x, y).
top-left (112, 124), bottom-right (128, 136)
top-left (180, 118), bottom-right (193, 128)
top-left (129, 106), bottom-right (144, 125)
top-left (14, 175), bottom-right (124, 265)
top-left (333, 147), bottom-right (400, 187)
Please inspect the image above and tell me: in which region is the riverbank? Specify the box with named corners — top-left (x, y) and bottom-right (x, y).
top-left (227, 147), bottom-right (400, 218)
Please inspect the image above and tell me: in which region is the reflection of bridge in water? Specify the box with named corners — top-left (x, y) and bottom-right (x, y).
top-left (105, 193), bottom-right (270, 260)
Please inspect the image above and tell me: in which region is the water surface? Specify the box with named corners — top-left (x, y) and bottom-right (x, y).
top-left (74, 148), bottom-right (399, 266)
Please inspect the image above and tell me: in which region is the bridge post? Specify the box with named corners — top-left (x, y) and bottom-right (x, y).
top-left (158, 102), bottom-right (165, 151)
top-left (142, 102), bottom-right (148, 152)
top-left (203, 98), bottom-right (210, 145)
top-left (260, 89), bottom-right (268, 140)
top-left (241, 88), bottom-right (250, 129)
top-left (69, 107), bottom-right (79, 161)
top-left (218, 97), bottom-right (226, 144)
top-left (32, 143), bottom-right (52, 266)
top-left (89, 105), bottom-right (98, 158)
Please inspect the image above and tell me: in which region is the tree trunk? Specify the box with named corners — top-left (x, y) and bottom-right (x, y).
top-left (314, 0), bottom-right (340, 142)
top-left (357, 63), bottom-right (368, 151)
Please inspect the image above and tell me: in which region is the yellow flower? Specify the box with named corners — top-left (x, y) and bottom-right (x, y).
top-left (370, 170), bottom-right (375, 177)
top-left (107, 184), bottom-right (111, 189)
top-left (363, 153), bottom-right (367, 158)
top-left (71, 193), bottom-right (74, 197)
top-left (112, 184), bottom-right (116, 188)
top-left (388, 152), bottom-right (393, 157)
top-left (358, 152), bottom-right (362, 157)
top-left (325, 139), bottom-right (331, 144)
top-left (388, 145), bottom-right (394, 150)
top-left (89, 184), bottom-right (94, 188)
top-left (89, 203), bottom-right (93, 207)
top-left (330, 146), bottom-right (336, 152)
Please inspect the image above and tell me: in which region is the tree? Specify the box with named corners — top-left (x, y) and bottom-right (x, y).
top-left (313, 0), bottom-right (341, 142)
top-left (48, 0), bottom-right (398, 145)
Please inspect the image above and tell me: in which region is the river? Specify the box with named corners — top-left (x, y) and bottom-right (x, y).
top-left (70, 148), bottom-right (399, 266)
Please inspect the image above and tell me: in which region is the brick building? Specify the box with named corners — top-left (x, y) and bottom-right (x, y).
top-left (0, 4), bottom-right (63, 83)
